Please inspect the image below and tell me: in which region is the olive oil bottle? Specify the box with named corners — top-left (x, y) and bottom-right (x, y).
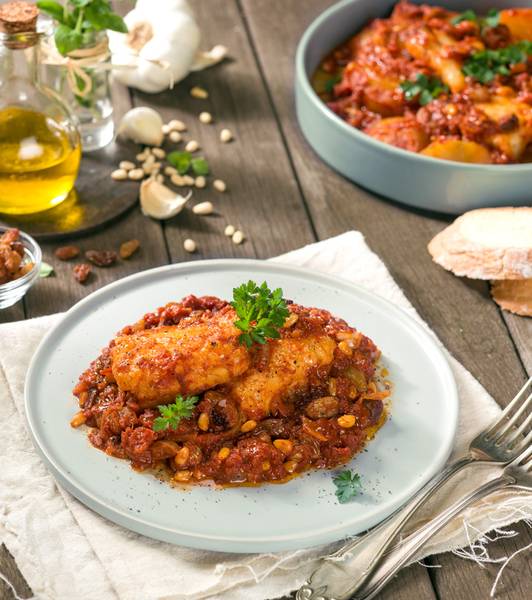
top-left (0, 2), bottom-right (80, 215)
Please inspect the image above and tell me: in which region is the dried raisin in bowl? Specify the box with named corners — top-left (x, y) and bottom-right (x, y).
top-left (0, 227), bottom-right (42, 309)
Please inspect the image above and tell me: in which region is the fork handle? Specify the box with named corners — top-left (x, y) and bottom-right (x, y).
top-left (354, 475), bottom-right (513, 600)
top-left (297, 456), bottom-right (475, 600)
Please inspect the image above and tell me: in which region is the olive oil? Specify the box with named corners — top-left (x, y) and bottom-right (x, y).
top-left (0, 107), bottom-right (81, 214)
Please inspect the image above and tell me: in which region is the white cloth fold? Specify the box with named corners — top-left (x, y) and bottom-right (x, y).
top-left (0, 232), bottom-right (530, 600)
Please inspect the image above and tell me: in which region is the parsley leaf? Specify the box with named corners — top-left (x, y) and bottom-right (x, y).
top-left (463, 41), bottom-right (532, 83)
top-left (191, 157), bottom-right (209, 176)
top-left (333, 470), bottom-right (362, 504)
top-left (167, 151), bottom-right (192, 175)
top-left (152, 395), bottom-right (199, 432)
top-left (231, 281), bottom-right (290, 348)
top-left (399, 74), bottom-right (449, 106)
top-left (450, 9), bottom-right (499, 30)
top-left (324, 74), bottom-right (341, 94)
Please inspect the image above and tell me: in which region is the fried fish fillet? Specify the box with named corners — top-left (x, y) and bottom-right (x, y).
top-left (229, 334), bottom-right (337, 420)
top-left (110, 310), bottom-right (250, 407)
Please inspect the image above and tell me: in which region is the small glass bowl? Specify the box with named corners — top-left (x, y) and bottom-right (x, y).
top-left (0, 227), bottom-right (42, 309)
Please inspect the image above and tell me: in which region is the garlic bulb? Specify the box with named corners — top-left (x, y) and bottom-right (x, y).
top-left (140, 178), bottom-right (191, 219)
top-left (118, 107), bottom-right (164, 146)
top-left (108, 0), bottom-right (226, 94)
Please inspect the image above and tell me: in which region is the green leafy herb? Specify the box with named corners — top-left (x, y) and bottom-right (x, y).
top-left (462, 41), bottom-right (532, 83)
top-left (39, 262), bottom-right (54, 278)
top-left (37, 0), bottom-right (127, 57)
top-left (333, 470), bottom-right (362, 504)
top-left (399, 74), bottom-right (449, 106)
top-left (450, 8), bottom-right (500, 30)
top-left (191, 157), bottom-right (209, 176)
top-left (231, 281), bottom-right (290, 348)
top-left (167, 151), bottom-right (192, 175)
top-left (451, 9), bottom-right (477, 25)
top-left (324, 74), bottom-right (341, 94)
top-left (152, 395), bottom-right (199, 432)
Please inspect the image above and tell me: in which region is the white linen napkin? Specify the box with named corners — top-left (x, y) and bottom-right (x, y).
top-left (1, 231), bottom-right (530, 600)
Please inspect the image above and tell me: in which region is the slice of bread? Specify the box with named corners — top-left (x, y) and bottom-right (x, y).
top-left (428, 207), bottom-right (532, 280)
top-left (491, 279), bottom-right (532, 317)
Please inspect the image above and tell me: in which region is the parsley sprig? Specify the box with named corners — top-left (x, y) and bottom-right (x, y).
top-left (152, 395), bottom-right (199, 432)
top-left (462, 41), bottom-right (532, 84)
top-left (333, 470), bottom-right (362, 504)
top-left (399, 74), bottom-right (449, 106)
top-left (451, 8), bottom-right (500, 30)
top-left (167, 152), bottom-right (209, 176)
top-left (231, 281), bottom-right (290, 348)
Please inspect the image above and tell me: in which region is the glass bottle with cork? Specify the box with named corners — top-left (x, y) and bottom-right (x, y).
top-left (0, 1), bottom-right (81, 215)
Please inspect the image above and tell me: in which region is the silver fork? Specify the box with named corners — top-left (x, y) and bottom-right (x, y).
top-left (355, 443), bottom-right (532, 599)
top-left (296, 377), bottom-right (532, 600)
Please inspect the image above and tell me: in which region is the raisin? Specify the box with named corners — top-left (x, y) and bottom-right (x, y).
top-left (85, 250), bottom-right (117, 267)
top-left (73, 263), bottom-right (91, 283)
top-left (55, 245), bottom-right (80, 260)
top-left (119, 239), bottom-right (140, 259)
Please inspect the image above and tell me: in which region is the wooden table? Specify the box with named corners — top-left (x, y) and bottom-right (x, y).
top-left (1, 1), bottom-right (531, 598)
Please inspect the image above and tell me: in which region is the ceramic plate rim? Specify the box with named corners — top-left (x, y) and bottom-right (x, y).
top-left (24, 259), bottom-right (459, 551)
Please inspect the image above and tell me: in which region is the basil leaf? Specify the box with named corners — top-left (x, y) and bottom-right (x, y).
top-left (36, 0), bottom-right (65, 23)
top-left (191, 157), bottom-right (209, 176)
top-left (167, 151), bottom-right (192, 175)
top-left (39, 262), bottom-right (54, 278)
top-left (85, 2), bottom-right (127, 33)
top-left (54, 24), bottom-right (83, 56)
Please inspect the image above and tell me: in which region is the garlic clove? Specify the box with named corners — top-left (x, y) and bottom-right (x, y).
top-left (190, 45), bottom-right (228, 71)
top-left (118, 107), bottom-right (164, 146)
top-left (140, 178), bottom-right (191, 219)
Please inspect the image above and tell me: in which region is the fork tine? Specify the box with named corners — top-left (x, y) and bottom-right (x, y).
top-left (503, 410), bottom-right (532, 448)
top-left (492, 391), bottom-right (532, 443)
top-left (510, 429), bottom-right (532, 454)
top-left (509, 442), bottom-right (532, 469)
top-left (485, 377), bottom-right (532, 439)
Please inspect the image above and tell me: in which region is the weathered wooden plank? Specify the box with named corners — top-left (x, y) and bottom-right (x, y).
top-left (0, 303), bottom-right (24, 324)
top-left (0, 544), bottom-right (32, 600)
top-left (130, 0), bottom-right (316, 264)
top-left (239, 1), bottom-right (531, 598)
top-left (503, 313), bottom-right (532, 375)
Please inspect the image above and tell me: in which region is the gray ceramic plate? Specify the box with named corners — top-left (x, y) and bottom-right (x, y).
top-left (295, 0), bottom-right (532, 214)
top-left (25, 260), bottom-right (458, 552)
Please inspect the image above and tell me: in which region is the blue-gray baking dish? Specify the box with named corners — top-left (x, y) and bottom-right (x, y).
top-left (295, 0), bottom-right (532, 214)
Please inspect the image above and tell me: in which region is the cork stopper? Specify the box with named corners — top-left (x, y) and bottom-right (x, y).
top-left (0, 1), bottom-right (38, 35)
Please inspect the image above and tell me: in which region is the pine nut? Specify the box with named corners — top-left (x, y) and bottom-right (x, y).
top-left (198, 412), bottom-right (209, 431)
top-left (337, 414), bottom-right (357, 428)
top-left (156, 174), bottom-right (164, 183)
top-left (128, 168), bottom-right (144, 180)
top-left (136, 149), bottom-right (150, 161)
top-left (220, 128), bottom-right (233, 143)
top-left (240, 419), bottom-right (257, 433)
top-left (111, 168), bottom-right (128, 180)
top-left (190, 86), bottom-right (208, 99)
top-left (199, 111), bottom-right (213, 124)
top-left (217, 447), bottom-right (230, 460)
top-left (283, 460), bottom-right (298, 474)
top-left (224, 224), bottom-right (235, 237)
top-left (162, 124), bottom-right (171, 135)
top-left (183, 238), bottom-right (196, 253)
top-left (171, 173), bottom-right (185, 186)
top-left (168, 119), bottom-right (186, 131)
top-left (174, 470), bottom-right (192, 482)
top-left (164, 166), bottom-right (177, 176)
top-left (183, 175), bottom-right (195, 186)
top-left (213, 179), bottom-right (226, 192)
top-left (195, 176), bottom-right (206, 188)
top-left (232, 230), bottom-right (244, 244)
top-left (119, 160), bottom-right (135, 171)
top-left (193, 201), bottom-right (213, 215)
top-left (143, 154), bottom-right (155, 167)
top-left (273, 439), bottom-right (293, 455)
top-left (151, 147), bottom-right (166, 159)
top-left (185, 140), bottom-right (199, 153)
top-left (70, 411), bottom-right (86, 428)
top-left (169, 131), bottom-right (182, 143)
top-left (174, 446), bottom-right (190, 467)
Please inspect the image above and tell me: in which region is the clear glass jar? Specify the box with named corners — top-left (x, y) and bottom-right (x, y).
top-left (44, 30), bottom-right (114, 152)
top-left (0, 10), bottom-right (81, 216)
